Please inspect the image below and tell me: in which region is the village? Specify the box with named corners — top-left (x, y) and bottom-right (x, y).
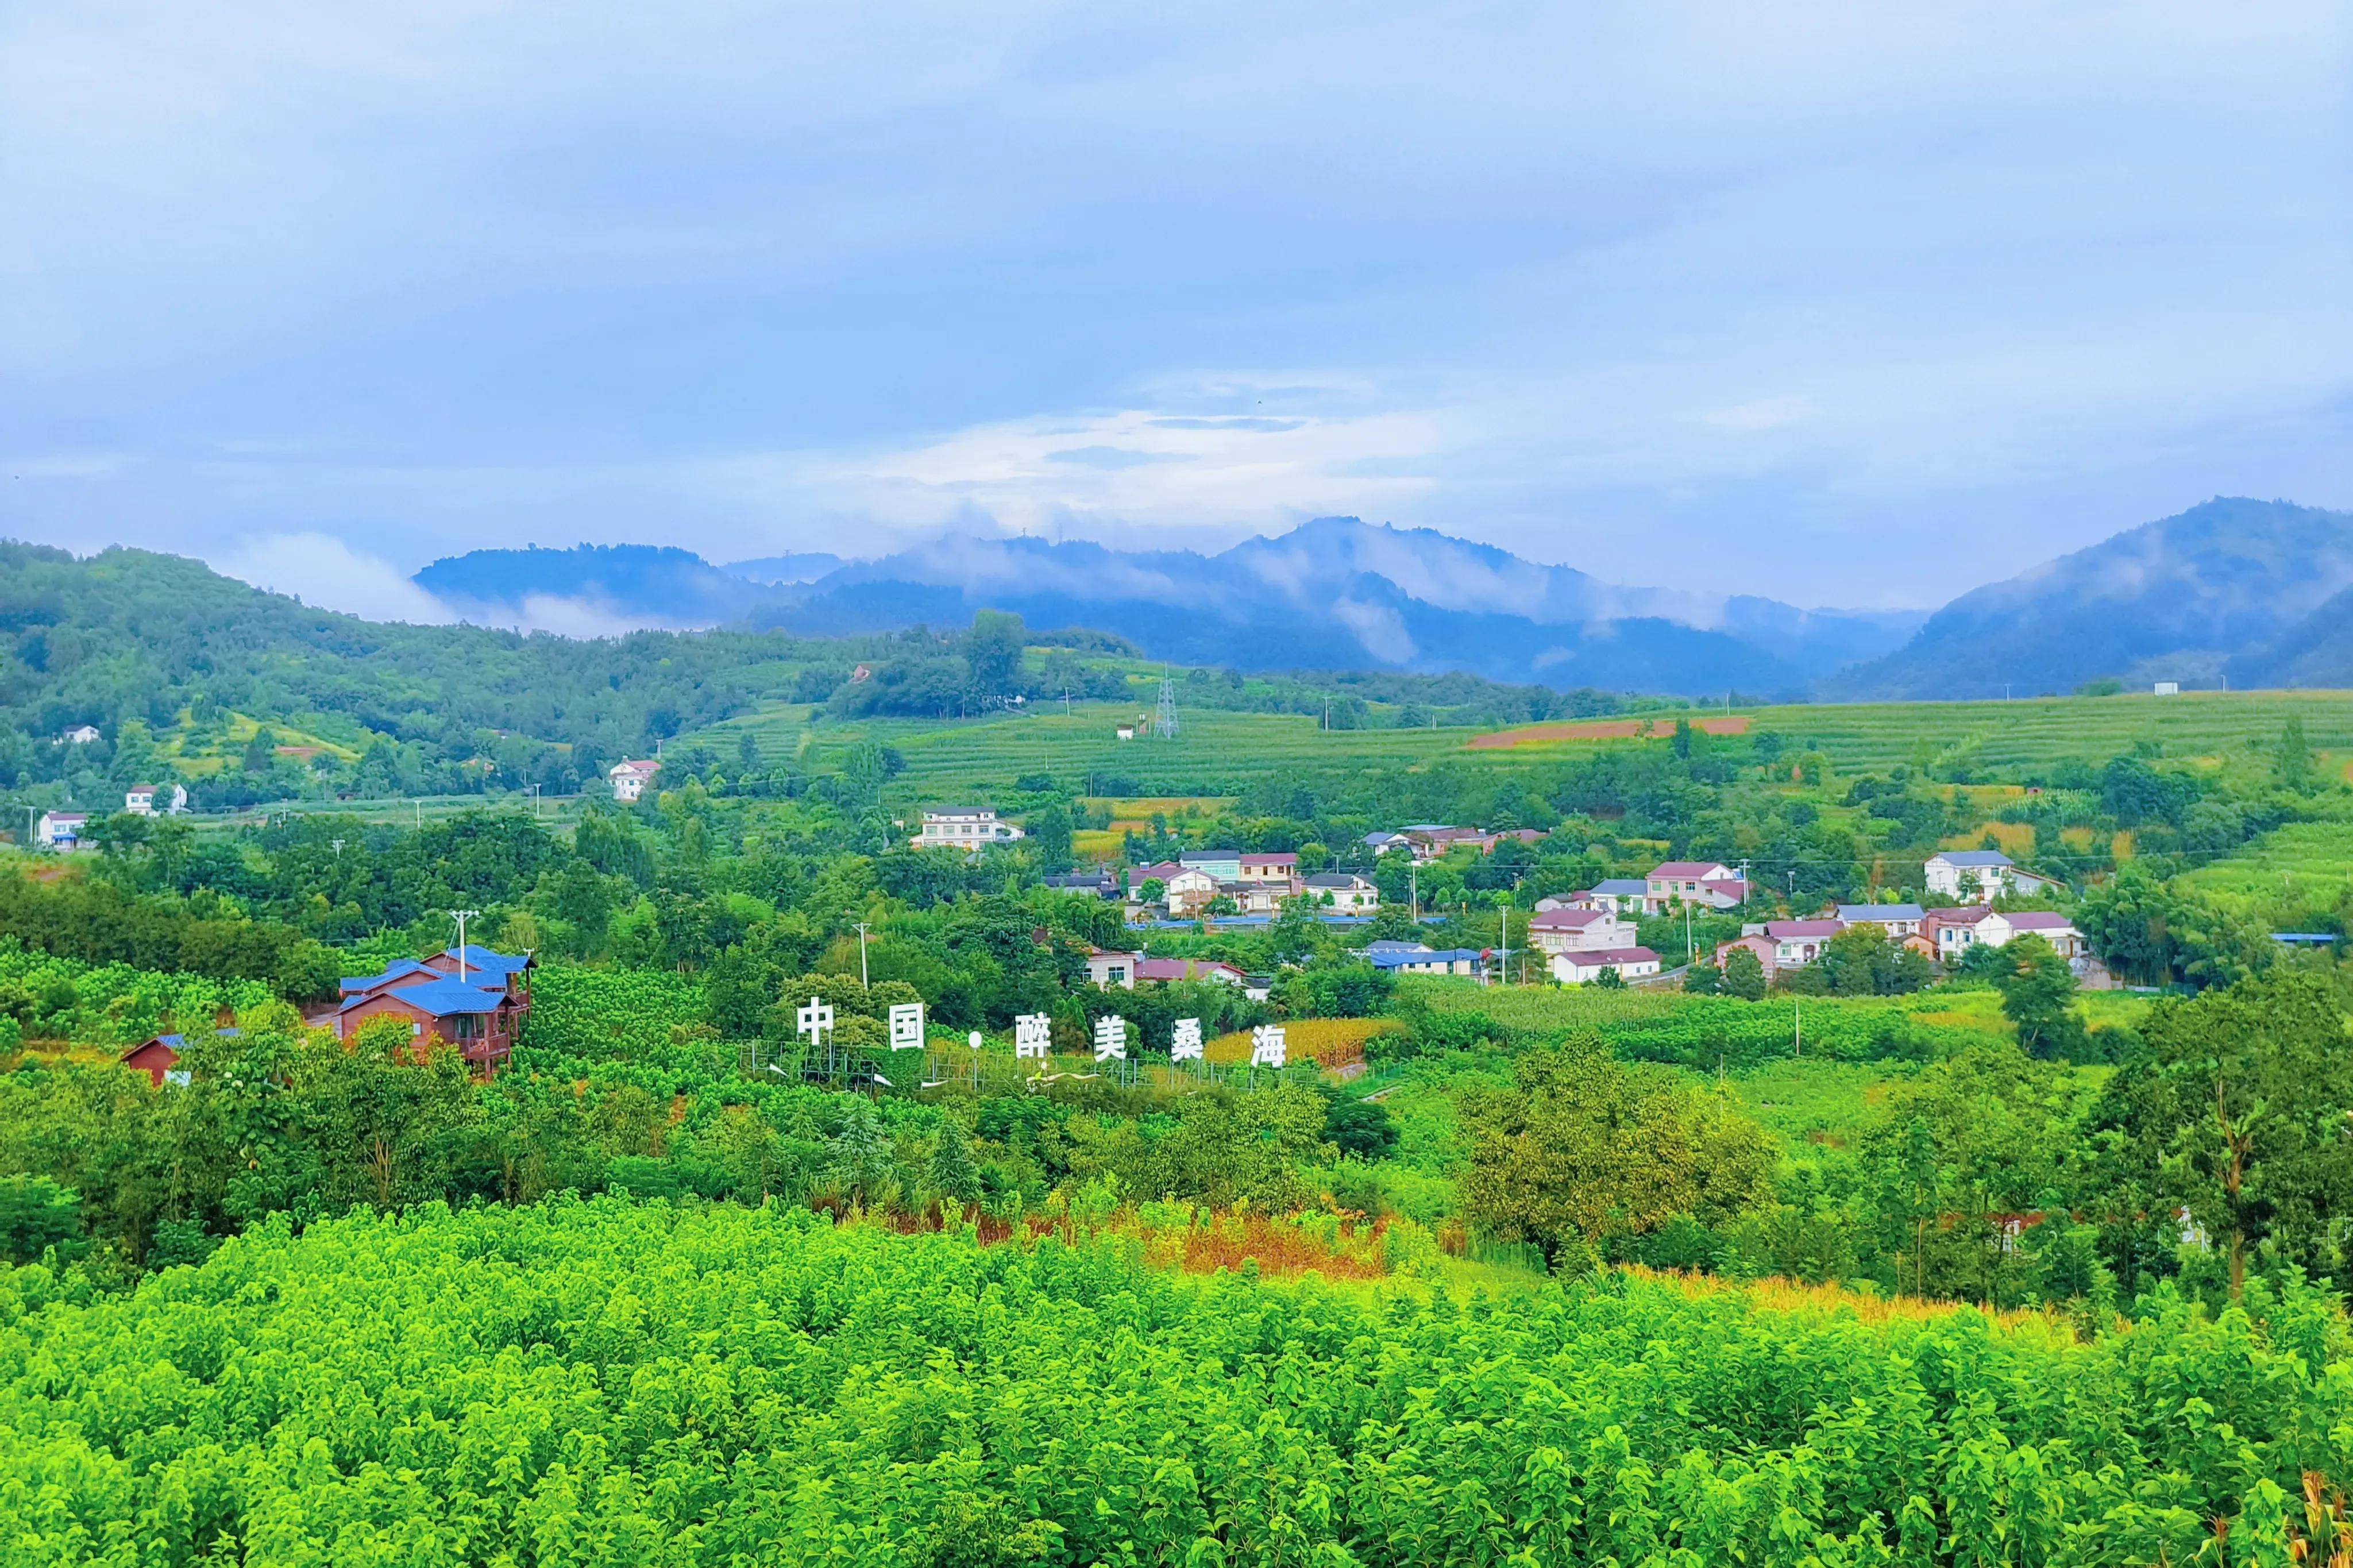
top-left (908, 803), bottom-right (2088, 993)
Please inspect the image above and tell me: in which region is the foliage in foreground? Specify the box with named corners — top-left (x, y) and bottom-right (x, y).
top-left (5, 1198), bottom-right (2353, 1566)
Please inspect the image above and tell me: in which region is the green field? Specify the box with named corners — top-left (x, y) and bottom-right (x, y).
top-left (2181, 818), bottom-right (2353, 906)
top-left (1751, 689), bottom-right (2353, 773)
top-left (692, 687), bottom-right (2353, 801)
top-left (705, 700), bottom-right (1500, 800)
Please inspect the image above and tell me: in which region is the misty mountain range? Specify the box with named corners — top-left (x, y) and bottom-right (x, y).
top-left (414, 498), bottom-right (2353, 700)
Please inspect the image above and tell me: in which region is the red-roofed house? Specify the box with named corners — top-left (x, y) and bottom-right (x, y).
top-left (1526, 906), bottom-right (1635, 956)
top-left (1646, 862), bottom-right (1746, 912)
top-left (1133, 957), bottom-right (1247, 987)
top-left (1552, 946), bottom-right (1662, 984)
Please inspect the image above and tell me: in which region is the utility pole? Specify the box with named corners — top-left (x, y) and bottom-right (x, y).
top-left (415, 800), bottom-right (422, 830)
top-left (448, 909), bottom-right (481, 980)
top-left (529, 783), bottom-right (542, 818)
top-left (852, 920), bottom-right (871, 988)
top-left (1685, 901), bottom-right (1694, 965)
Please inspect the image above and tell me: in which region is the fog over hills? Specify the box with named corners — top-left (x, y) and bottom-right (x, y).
top-left (414, 499), bottom-right (2353, 698)
top-left (1826, 499), bottom-right (2353, 699)
top-left (419, 519), bottom-right (1924, 697)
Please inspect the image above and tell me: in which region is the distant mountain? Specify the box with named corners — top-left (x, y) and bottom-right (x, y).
top-left (415, 544), bottom-right (767, 626)
top-left (724, 552), bottom-right (846, 585)
top-left (744, 518), bottom-right (1924, 695)
top-left (1827, 498), bottom-right (2353, 699)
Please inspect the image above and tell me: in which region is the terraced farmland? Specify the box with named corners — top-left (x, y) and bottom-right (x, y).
top-left (1749, 690), bottom-right (2353, 773)
top-left (2181, 818), bottom-right (2353, 906)
top-left (706, 701), bottom-right (1508, 798)
top-left (693, 688), bottom-right (2353, 798)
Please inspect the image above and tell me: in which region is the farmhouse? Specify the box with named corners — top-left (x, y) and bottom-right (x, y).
top-left (60, 724), bottom-right (101, 745)
top-left (1646, 862), bottom-right (1748, 912)
top-left (1043, 869), bottom-right (1120, 898)
top-left (1365, 941), bottom-right (1485, 976)
top-left (1084, 947), bottom-right (1139, 988)
top-left (1361, 832), bottom-right (1414, 855)
top-left (120, 1027), bottom-right (240, 1088)
top-left (1128, 862), bottom-right (1220, 913)
top-left (1718, 919), bottom-right (1842, 976)
top-left (1923, 849), bottom-right (2054, 902)
top-left (1237, 852), bottom-right (1298, 885)
top-left (1526, 906), bottom-right (1635, 955)
top-left (1928, 907), bottom-right (2083, 959)
top-left (34, 812), bottom-right (87, 848)
top-left (1550, 946), bottom-right (1661, 984)
top-left (1923, 905), bottom-right (1993, 958)
top-left (1552, 879), bottom-right (1650, 914)
top-left (608, 759), bottom-right (661, 802)
top-left (1133, 957), bottom-right (1248, 987)
top-left (1177, 847), bottom-right (1244, 880)
top-left (333, 945), bottom-right (534, 1078)
top-left (1303, 872), bottom-right (1379, 912)
top-left (916, 806), bottom-right (1025, 848)
top-left (1837, 902), bottom-right (1926, 939)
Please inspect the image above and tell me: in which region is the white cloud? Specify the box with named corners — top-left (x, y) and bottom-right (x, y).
top-left (213, 532), bottom-right (454, 624)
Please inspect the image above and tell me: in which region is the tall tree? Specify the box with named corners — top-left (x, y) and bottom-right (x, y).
top-left (2134, 974), bottom-right (2353, 1296)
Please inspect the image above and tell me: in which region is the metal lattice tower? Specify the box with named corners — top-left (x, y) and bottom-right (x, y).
top-left (1155, 673), bottom-right (1178, 739)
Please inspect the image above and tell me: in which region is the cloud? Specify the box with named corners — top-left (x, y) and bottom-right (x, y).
top-left (213, 532), bottom-right (454, 624)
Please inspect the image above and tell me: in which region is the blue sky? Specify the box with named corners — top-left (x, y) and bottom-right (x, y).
top-left (3, 1), bottom-right (2347, 613)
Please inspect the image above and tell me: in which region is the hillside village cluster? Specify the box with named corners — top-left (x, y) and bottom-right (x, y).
top-left (913, 804), bottom-right (2084, 991)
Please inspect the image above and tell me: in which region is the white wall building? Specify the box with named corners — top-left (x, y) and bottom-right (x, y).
top-left (35, 812), bottom-right (87, 848)
top-left (1526, 907), bottom-right (1635, 955)
top-left (1551, 946), bottom-right (1661, 984)
top-left (609, 759), bottom-right (661, 802)
top-left (915, 806), bottom-right (1024, 848)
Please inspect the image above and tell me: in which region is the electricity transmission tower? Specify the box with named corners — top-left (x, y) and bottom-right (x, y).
top-left (1155, 671), bottom-right (1178, 739)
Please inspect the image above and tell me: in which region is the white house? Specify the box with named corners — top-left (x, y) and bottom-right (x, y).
top-left (59, 725), bottom-right (101, 746)
top-left (609, 759), bottom-right (661, 803)
top-left (1128, 862), bottom-right (1220, 914)
top-left (1114, 724), bottom-right (1136, 741)
top-left (35, 811), bottom-right (87, 848)
top-left (1551, 946), bottom-right (1661, 984)
top-left (1361, 832), bottom-right (1413, 855)
top-left (1303, 872), bottom-right (1379, 912)
top-left (1754, 918), bottom-right (1844, 967)
top-left (1084, 947), bottom-right (1139, 989)
top-left (123, 782), bottom-right (186, 817)
top-left (1548, 879), bottom-right (1650, 915)
top-left (1923, 849), bottom-right (2054, 902)
top-left (915, 806), bottom-right (1025, 848)
top-left (1645, 861), bottom-right (1748, 913)
top-left (1836, 903), bottom-right (1926, 939)
top-left (1974, 909), bottom-right (2084, 958)
top-left (1526, 906), bottom-right (1635, 955)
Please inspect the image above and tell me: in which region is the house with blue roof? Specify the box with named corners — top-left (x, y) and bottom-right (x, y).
top-left (335, 945), bottom-right (532, 1076)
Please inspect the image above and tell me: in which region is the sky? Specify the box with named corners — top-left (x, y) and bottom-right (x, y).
top-left (3, 1), bottom-right (2349, 614)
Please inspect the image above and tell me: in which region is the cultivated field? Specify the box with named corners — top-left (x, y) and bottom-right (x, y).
top-left (1749, 690), bottom-right (2353, 773)
top-left (2181, 818), bottom-right (2353, 906)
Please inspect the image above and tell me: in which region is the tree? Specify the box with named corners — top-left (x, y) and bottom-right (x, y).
top-left (2274, 716), bottom-right (2316, 791)
top-left (963, 611), bottom-right (1027, 697)
top-left (1720, 945), bottom-right (1767, 1001)
top-left (1989, 933), bottom-right (2086, 1059)
top-left (0, 1174), bottom-right (83, 1265)
top-left (929, 1114), bottom-right (981, 1205)
top-left (1683, 961), bottom-right (1721, 995)
top-left (1459, 1036), bottom-right (1774, 1260)
top-left (1031, 805), bottom-right (1074, 871)
top-left (2134, 973), bottom-right (2353, 1296)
